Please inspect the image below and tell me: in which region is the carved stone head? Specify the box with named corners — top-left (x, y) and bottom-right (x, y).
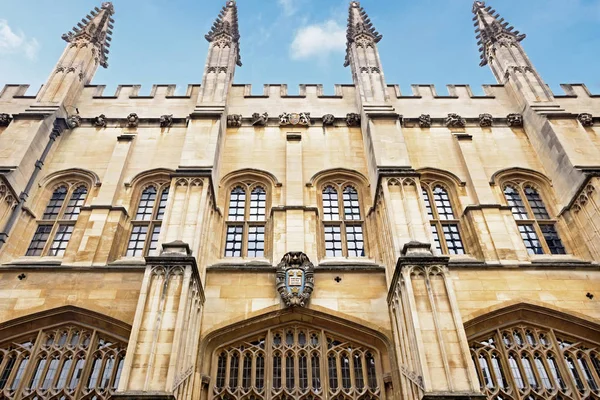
top-left (479, 113), bottom-right (493, 127)
top-left (227, 114), bottom-right (242, 128)
top-left (93, 114), bottom-right (107, 128)
top-left (419, 114), bottom-right (431, 128)
top-left (445, 113), bottom-right (466, 128)
top-left (346, 113), bottom-right (361, 127)
top-left (0, 113), bottom-right (12, 127)
top-left (507, 113), bottom-right (523, 127)
top-left (67, 115), bottom-right (82, 129)
top-left (322, 114), bottom-right (335, 126)
top-left (578, 113), bottom-right (594, 127)
top-left (160, 114), bottom-right (173, 128)
top-left (127, 113), bottom-right (139, 128)
top-left (252, 112), bottom-right (268, 126)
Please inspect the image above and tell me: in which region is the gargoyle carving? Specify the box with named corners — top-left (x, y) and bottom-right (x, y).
top-left (346, 113), bottom-right (361, 127)
top-left (445, 113), bottom-right (466, 128)
top-left (322, 114), bottom-right (335, 126)
top-left (479, 113), bottom-right (493, 127)
top-left (419, 114), bottom-right (431, 128)
top-left (0, 113), bottom-right (12, 127)
top-left (227, 114), bottom-right (242, 128)
top-left (67, 115), bottom-right (82, 129)
top-left (507, 113), bottom-right (523, 127)
top-left (578, 113), bottom-right (594, 127)
top-left (160, 114), bottom-right (173, 128)
top-left (252, 112), bottom-right (269, 126)
top-left (279, 112), bottom-right (312, 126)
top-left (93, 114), bottom-right (107, 128)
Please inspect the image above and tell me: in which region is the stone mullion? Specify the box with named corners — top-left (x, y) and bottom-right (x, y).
top-left (143, 269), bottom-right (170, 391)
top-left (390, 298), bottom-right (410, 400)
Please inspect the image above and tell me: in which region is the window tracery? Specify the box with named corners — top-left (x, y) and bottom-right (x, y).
top-left (502, 182), bottom-right (566, 255)
top-left (26, 183), bottom-right (89, 257)
top-left (211, 324), bottom-right (382, 400)
top-left (470, 324), bottom-right (600, 400)
top-left (0, 324), bottom-right (126, 400)
top-left (421, 183), bottom-right (465, 255)
top-left (224, 183), bottom-right (268, 258)
top-left (126, 182), bottom-right (170, 257)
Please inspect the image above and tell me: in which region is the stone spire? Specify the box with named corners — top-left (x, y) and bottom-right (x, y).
top-left (472, 1), bottom-right (553, 105)
top-left (344, 1), bottom-right (388, 105)
top-left (197, 0), bottom-right (242, 105)
top-left (36, 2), bottom-right (115, 106)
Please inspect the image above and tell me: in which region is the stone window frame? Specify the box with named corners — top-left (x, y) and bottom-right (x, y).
top-left (222, 181), bottom-right (271, 259)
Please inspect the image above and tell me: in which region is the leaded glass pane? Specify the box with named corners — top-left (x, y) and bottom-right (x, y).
top-left (26, 225), bottom-right (53, 256)
top-left (135, 187), bottom-right (157, 221)
top-left (126, 225), bottom-right (148, 257)
top-left (228, 187), bottom-right (246, 222)
top-left (247, 226), bottom-right (265, 258)
top-left (524, 187), bottom-right (550, 220)
top-left (519, 224), bottom-right (543, 255)
top-left (346, 225), bottom-right (364, 257)
top-left (148, 225), bottom-right (161, 256)
top-left (324, 225), bottom-right (343, 257)
top-left (249, 187), bottom-right (266, 221)
top-left (323, 186), bottom-right (340, 221)
top-left (432, 186), bottom-right (455, 220)
top-left (43, 186), bottom-right (68, 220)
top-left (540, 225), bottom-right (566, 255)
top-left (422, 187), bottom-right (434, 219)
top-left (63, 186), bottom-right (88, 220)
top-left (504, 186), bottom-right (529, 220)
top-left (225, 225), bottom-right (243, 257)
top-left (443, 223), bottom-right (465, 255)
top-left (156, 187), bottom-right (169, 220)
top-left (49, 224), bottom-right (74, 257)
top-left (343, 186), bottom-right (361, 221)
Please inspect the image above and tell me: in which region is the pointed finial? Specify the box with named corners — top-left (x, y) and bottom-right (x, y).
top-left (473, 1), bottom-right (526, 66)
top-left (62, 1), bottom-right (115, 68)
top-left (205, 0), bottom-right (242, 66)
top-left (344, 1), bottom-right (382, 67)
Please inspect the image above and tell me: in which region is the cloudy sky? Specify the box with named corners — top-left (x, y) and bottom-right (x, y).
top-left (0, 0), bottom-right (599, 96)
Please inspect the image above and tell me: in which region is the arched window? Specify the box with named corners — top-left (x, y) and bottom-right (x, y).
top-left (0, 323), bottom-right (126, 400)
top-left (470, 324), bottom-right (600, 400)
top-left (421, 184), bottom-right (465, 255)
top-left (503, 184), bottom-right (566, 255)
top-left (211, 324), bottom-right (382, 400)
top-left (320, 184), bottom-right (365, 258)
top-left (126, 184), bottom-right (170, 257)
top-left (26, 185), bottom-right (88, 257)
top-left (225, 185), bottom-right (267, 258)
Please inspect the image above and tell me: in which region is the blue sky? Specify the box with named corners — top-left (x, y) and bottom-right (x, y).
top-left (1, 0), bottom-right (599, 97)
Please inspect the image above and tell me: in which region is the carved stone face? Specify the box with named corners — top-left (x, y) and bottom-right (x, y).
top-left (67, 115), bottom-right (82, 129)
top-left (578, 113), bottom-right (594, 127)
top-left (322, 114), bottom-right (335, 126)
top-left (507, 113), bottom-right (523, 127)
top-left (252, 112), bottom-right (268, 126)
top-left (419, 114), bottom-right (431, 128)
top-left (446, 113), bottom-right (466, 128)
top-left (227, 114), bottom-right (242, 128)
top-left (93, 114), bottom-right (107, 127)
top-left (479, 113), bottom-right (493, 127)
top-left (346, 113), bottom-right (361, 127)
top-left (0, 113), bottom-right (12, 127)
top-left (160, 114), bottom-right (173, 128)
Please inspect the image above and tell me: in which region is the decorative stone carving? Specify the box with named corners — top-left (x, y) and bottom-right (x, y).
top-left (445, 113), bottom-right (466, 128)
top-left (507, 113), bottom-right (524, 127)
top-left (126, 113), bottom-right (139, 128)
top-left (322, 114), bottom-right (335, 126)
top-left (578, 113), bottom-right (594, 127)
top-left (279, 112), bottom-right (312, 126)
top-left (276, 252), bottom-right (315, 308)
top-left (67, 115), bottom-right (82, 129)
top-left (93, 114), bottom-right (107, 128)
top-left (0, 113), bottom-right (12, 127)
top-left (419, 114), bottom-right (431, 128)
top-left (160, 114), bottom-right (173, 128)
top-left (252, 112), bottom-right (268, 126)
top-left (346, 113), bottom-right (361, 127)
top-left (227, 114), bottom-right (242, 128)
top-left (479, 113), bottom-right (493, 127)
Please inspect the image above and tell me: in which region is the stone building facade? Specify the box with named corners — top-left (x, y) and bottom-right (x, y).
top-left (0, 1), bottom-right (598, 399)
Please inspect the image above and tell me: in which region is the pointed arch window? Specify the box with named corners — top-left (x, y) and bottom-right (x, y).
top-left (470, 324), bottom-right (600, 400)
top-left (225, 185), bottom-right (268, 258)
top-left (126, 184), bottom-right (170, 257)
top-left (320, 184), bottom-right (365, 258)
top-left (503, 184), bottom-right (566, 255)
top-left (421, 184), bottom-right (465, 255)
top-left (0, 323), bottom-right (126, 400)
top-left (26, 184), bottom-right (89, 257)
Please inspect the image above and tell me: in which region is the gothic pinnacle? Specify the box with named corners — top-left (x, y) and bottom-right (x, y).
top-left (61, 2), bottom-right (115, 68)
top-left (472, 1), bottom-right (526, 67)
top-left (344, 2), bottom-right (382, 67)
top-left (205, 0), bottom-right (242, 67)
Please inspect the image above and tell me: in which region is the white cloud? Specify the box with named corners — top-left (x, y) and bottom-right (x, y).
top-left (290, 20), bottom-right (346, 60)
top-left (0, 20), bottom-right (40, 61)
top-left (278, 0), bottom-right (298, 17)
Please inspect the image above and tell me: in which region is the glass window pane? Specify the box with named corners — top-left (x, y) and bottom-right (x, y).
top-left (525, 187), bottom-right (550, 220)
top-left (63, 186), bottom-right (88, 220)
top-left (273, 353), bottom-right (282, 390)
top-left (519, 224), bottom-right (544, 255)
top-left (285, 353), bottom-right (294, 390)
top-left (228, 187), bottom-right (246, 222)
top-left (540, 225), bottom-right (566, 255)
top-left (126, 225), bottom-right (148, 257)
top-left (249, 187), bottom-right (266, 221)
top-left (26, 225), bottom-right (53, 256)
top-left (366, 352), bottom-right (378, 390)
top-left (322, 186), bottom-right (340, 221)
top-left (324, 225), bottom-right (343, 257)
top-left (504, 186), bottom-right (529, 220)
top-left (443, 223), bottom-right (465, 255)
top-left (422, 187), bottom-right (434, 219)
top-left (229, 353), bottom-right (239, 389)
top-left (247, 225), bottom-right (265, 258)
top-left (135, 187), bottom-right (157, 221)
top-left (341, 353), bottom-right (351, 390)
top-left (43, 186), bottom-right (68, 220)
top-left (343, 186), bottom-right (361, 220)
top-left (328, 354), bottom-right (338, 390)
top-left (148, 225), bottom-right (161, 256)
top-left (430, 224), bottom-right (442, 253)
top-left (346, 224), bottom-right (365, 257)
top-left (432, 186), bottom-right (455, 220)
top-left (216, 353), bottom-right (226, 390)
top-left (156, 187), bottom-right (169, 221)
top-left (49, 224), bottom-right (74, 257)
top-left (225, 225), bottom-right (243, 257)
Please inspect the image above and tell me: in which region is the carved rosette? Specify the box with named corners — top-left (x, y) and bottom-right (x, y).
top-left (0, 113), bottom-right (12, 127)
top-left (227, 114), bottom-right (242, 128)
top-left (479, 113), bottom-right (493, 127)
top-left (346, 113), bottom-right (361, 127)
top-left (93, 114), bottom-right (107, 128)
top-left (67, 115), bottom-right (82, 129)
top-left (445, 113), bottom-right (466, 128)
top-left (276, 252), bottom-right (315, 308)
top-left (279, 112), bottom-right (312, 126)
top-left (418, 114), bottom-right (431, 128)
top-left (507, 113), bottom-right (524, 127)
top-left (252, 112), bottom-right (269, 126)
top-left (127, 113), bottom-right (139, 128)
top-left (322, 114), bottom-right (335, 126)
top-left (578, 113), bottom-right (594, 127)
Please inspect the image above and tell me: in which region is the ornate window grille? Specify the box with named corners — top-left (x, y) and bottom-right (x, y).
top-left (421, 184), bottom-right (465, 255)
top-left (126, 184), bottom-right (170, 257)
top-left (321, 184), bottom-right (365, 258)
top-left (211, 324), bottom-right (382, 400)
top-left (0, 324), bottom-right (126, 400)
top-left (224, 185), bottom-right (267, 258)
top-left (470, 324), bottom-right (600, 400)
top-left (26, 184), bottom-right (88, 257)
top-left (503, 184), bottom-right (566, 255)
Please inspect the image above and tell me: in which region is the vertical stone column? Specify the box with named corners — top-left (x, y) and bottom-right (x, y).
top-left (283, 133), bottom-right (305, 257)
top-left (115, 241), bottom-right (204, 400)
top-left (388, 243), bottom-right (484, 400)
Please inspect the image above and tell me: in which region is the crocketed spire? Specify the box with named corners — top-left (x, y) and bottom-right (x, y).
top-left (61, 2), bottom-right (115, 68)
top-left (205, 0), bottom-right (242, 67)
top-left (473, 1), bottom-right (526, 66)
top-left (344, 1), bottom-right (382, 67)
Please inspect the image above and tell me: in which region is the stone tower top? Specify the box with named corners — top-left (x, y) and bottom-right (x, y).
top-left (205, 0), bottom-right (242, 67)
top-left (472, 1), bottom-right (526, 67)
top-left (61, 2), bottom-right (115, 68)
top-left (344, 1), bottom-right (382, 67)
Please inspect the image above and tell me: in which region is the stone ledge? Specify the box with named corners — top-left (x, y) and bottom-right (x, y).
top-left (112, 393), bottom-right (175, 400)
top-left (422, 393), bottom-right (486, 400)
